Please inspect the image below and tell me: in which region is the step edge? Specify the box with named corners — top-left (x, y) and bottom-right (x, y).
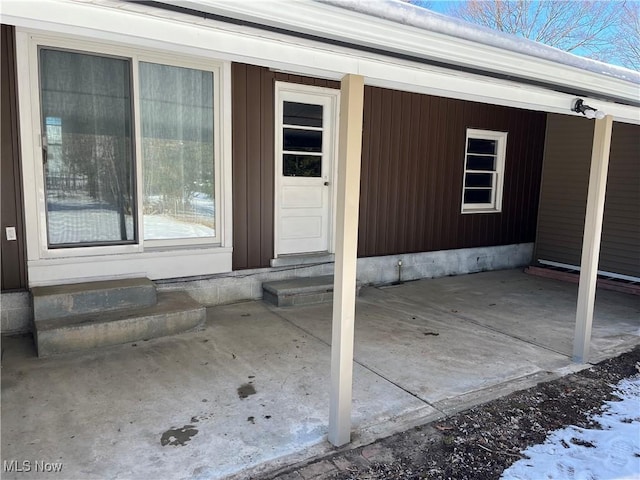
top-left (31, 278), bottom-right (155, 297)
top-left (36, 309), bottom-right (206, 357)
top-left (35, 291), bottom-right (202, 331)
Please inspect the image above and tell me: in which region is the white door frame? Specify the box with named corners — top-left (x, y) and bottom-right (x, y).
top-left (274, 81), bottom-right (340, 257)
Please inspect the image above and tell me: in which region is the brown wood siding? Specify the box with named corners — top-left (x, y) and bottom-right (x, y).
top-left (1, 24), bottom-right (27, 291)
top-left (232, 65), bottom-right (546, 268)
top-left (231, 63), bottom-right (338, 269)
top-left (534, 114), bottom-right (639, 278)
top-left (358, 86), bottom-right (547, 257)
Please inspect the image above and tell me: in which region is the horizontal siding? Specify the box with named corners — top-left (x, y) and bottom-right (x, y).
top-left (600, 122), bottom-right (640, 277)
top-left (535, 115), bottom-right (640, 278)
top-left (534, 115), bottom-right (593, 267)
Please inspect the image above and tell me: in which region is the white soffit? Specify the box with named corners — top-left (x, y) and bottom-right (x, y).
top-left (160, 0), bottom-right (639, 104)
top-left (2, 0), bottom-right (639, 124)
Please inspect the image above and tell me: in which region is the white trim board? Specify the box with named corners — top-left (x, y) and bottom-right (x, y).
top-left (538, 260), bottom-right (640, 283)
top-left (27, 247), bottom-right (233, 287)
top-left (2, 1), bottom-right (638, 124)
top-left (160, 0), bottom-right (638, 103)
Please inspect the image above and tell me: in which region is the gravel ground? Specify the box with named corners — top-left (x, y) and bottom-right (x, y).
top-left (257, 345), bottom-right (640, 480)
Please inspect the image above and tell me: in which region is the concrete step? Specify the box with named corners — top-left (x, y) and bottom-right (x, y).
top-left (262, 275), bottom-right (362, 307)
top-left (35, 291), bottom-right (205, 357)
top-left (32, 278), bottom-right (157, 322)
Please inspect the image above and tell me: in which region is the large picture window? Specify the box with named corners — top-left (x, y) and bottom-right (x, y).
top-left (37, 47), bottom-right (219, 248)
top-left (461, 129), bottom-right (507, 214)
top-left (40, 49), bottom-right (136, 246)
top-left (140, 62), bottom-right (215, 240)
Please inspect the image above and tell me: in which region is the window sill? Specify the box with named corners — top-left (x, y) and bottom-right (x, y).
top-left (461, 208), bottom-right (502, 214)
top-left (27, 246), bottom-right (233, 287)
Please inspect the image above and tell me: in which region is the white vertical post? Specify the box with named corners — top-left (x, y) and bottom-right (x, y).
top-left (328, 74), bottom-right (365, 447)
top-left (573, 115), bottom-right (613, 363)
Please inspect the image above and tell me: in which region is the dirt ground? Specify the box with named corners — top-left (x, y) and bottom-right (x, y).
top-left (261, 345), bottom-right (640, 480)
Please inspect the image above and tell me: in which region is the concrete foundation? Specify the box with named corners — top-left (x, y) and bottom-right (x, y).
top-left (2, 244), bottom-right (533, 334)
top-left (0, 291), bottom-right (32, 334)
top-left (157, 243), bottom-right (534, 307)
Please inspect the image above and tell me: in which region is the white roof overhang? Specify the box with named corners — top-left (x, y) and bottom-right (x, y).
top-left (2, 0), bottom-right (638, 123)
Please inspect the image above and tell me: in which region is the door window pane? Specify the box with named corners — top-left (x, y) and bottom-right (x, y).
top-left (40, 49), bottom-right (136, 246)
top-left (140, 62), bottom-right (215, 240)
top-left (283, 102), bottom-right (323, 127)
top-left (283, 154), bottom-right (322, 177)
top-left (283, 128), bottom-right (322, 152)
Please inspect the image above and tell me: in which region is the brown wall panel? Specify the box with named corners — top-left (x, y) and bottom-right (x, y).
top-left (358, 86), bottom-right (547, 257)
top-left (1, 24), bottom-right (27, 291)
top-left (535, 114), bottom-right (639, 278)
top-left (232, 64), bottom-right (546, 269)
top-left (231, 64), bottom-right (338, 269)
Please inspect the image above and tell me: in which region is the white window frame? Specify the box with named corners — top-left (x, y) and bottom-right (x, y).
top-left (135, 53), bottom-right (223, 249)
top-left (461, 128), bottom-right (507, 214)
top-left (16, 30), bottom-right (233, 284)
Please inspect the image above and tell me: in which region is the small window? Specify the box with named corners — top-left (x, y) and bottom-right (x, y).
top-left (461, 129), bottom-right (507, 213)
top-left (281, 101), bottom-right (324, 177)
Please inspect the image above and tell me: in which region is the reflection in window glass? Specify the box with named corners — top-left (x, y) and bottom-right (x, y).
top-left (140, 62), bottom-right (215, 240)
top-left (283, 128), bottom-right (322, 152)
top-left (467, 138), bottom-right (496, 155)
top-left (466, 155), bottom-right (495, 171)
top-left (283, 154), bottom-right (322, 177)
top-left (283, 102), bottom-right (323, 127)
top-left (465, 173), bottom-right (493, 188)
top-left (464, 189), bottom-right (492, 204)
top-left (40, 49), bottom-right (136, 246)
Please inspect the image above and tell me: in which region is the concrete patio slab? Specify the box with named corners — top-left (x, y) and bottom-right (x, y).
top-left (381, 270), bottom-right (640, 362)
top-left (1, 301), bottom-right (429, 480)
top-left (275, 286), bottom-right (570, 407)
top-left (1, 269), bottom-right (638, 480)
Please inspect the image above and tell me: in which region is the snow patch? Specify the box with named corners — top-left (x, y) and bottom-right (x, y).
top-left (501, 375), bottom-right (640, 480)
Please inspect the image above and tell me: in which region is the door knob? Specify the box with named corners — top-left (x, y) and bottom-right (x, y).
top-left (324, 181), bottom-right (330, 186)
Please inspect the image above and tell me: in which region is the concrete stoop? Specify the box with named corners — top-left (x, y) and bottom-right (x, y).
top-left (262, 275), bottom-right (362, 307)
top-left (32, 279), bottom-right (205, 357)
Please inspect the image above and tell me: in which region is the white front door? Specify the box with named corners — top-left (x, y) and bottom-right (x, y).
top-left (275, 83), bottom-right (338, 256)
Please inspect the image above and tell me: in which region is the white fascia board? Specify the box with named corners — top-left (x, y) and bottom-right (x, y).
top-left (2, 0), bottom-right (639, 124)
top-left (160, 0), bottom-right (640, 105)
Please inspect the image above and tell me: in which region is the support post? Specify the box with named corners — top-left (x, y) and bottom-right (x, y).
top-left (573, 115), bottom-right (613, 363)
top-left (328, 74), bottom-right (365, 447)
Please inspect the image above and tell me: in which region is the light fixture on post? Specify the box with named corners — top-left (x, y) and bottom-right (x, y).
top-left (572, 98), bottom-right (606, 120)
